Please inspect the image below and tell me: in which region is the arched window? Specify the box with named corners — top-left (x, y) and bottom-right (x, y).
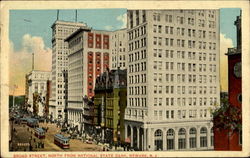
top-left (210, 128), bottom-right (214, 146)
top-left (178, 128), bottom-right (186, 149)
top-left (189, 128), bottom-right (197, 148)
top-left (200, 127), bottom-right (207, 147)
top-left (167, 129), bottom-right (175, 150)
top-left (154, 129), bottom-right (163, 150)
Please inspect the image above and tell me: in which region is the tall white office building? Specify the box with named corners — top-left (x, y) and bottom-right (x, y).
top-left (124, 10), bottom-right (220, 151)
top-left (50, 20), bottom-right (85, 121)
top-left (110, 29), bottom-right (128, 70)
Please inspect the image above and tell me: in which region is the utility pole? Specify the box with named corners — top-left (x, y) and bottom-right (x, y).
top-left (57, 10), bottom-right (59, 20)
top-left (75, 10), bottom-right (77, 22)
top-left (101, 96), bottom-right (104, 143)
top-left (32, 53), bottom-right (34, 70)
top-left (12, 85), bottom-right (17, 107)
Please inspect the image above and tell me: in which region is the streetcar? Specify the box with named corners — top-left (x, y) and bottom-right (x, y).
top-left (34, 128), bottom-right (45, 139)
top-left (27, 118), bottom-right (38, 128)
top-left (54, 134), bottom-right (70, 149)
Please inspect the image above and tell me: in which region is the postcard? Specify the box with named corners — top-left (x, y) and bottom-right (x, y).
top-left (1, 0), bottom-right (249, 157)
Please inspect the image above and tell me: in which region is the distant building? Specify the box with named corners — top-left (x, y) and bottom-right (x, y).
top-left (214, 12), bottom-right (242, 151)
top-left (50, 20), bottom-right (86, 121)
top-left (125, 10), bottom-right (220, 151)
top-left (110, 29), bottom-right (128, 70)
top-left (25, 70), bottom-right (51, 116)
top-left (94, 69), bottom-right (127, 144)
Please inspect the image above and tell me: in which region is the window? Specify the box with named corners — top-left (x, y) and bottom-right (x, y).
top-left (159, 98), bottom-right (162, 106)
top-left (159, 86), bottom-right (162, 93)
top-left (167, 129), bottom-right (175, 150)
top-left (166, 110), bottom-right (169, 119)
top-left (153, 25), bottom-right (157, 33)
top-left (154, 110), bottom-right (157, 119)
top-left (200, 127), bottom-right (207, 147)
top-left (166, 98), bottom-right (169, 106)
top-left (158, 25), bottom-right (162, 33)
top-left (154, 98), bottom-right (157, 106)
top-left (178, 128), bottom-right (186, 149)
top-left (154, 129), bottom-right (163, 150)
top-left (153, 37), bottom-right (157, 45)
top-left (158, 37), bottom-right (162, 46)
top-left (189, 128), bottom-right (197, 148)
top-left (154, 86), bottom-right (157, 93)
top-left (165, 26), bottom-right (169, 34)
top-left (171, 110), bottom-right (174, 118)
top-left (159, 110), bottom-right (162, 119)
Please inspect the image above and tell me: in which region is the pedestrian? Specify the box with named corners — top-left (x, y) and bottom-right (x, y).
top-left (29, 144), bottom-right (32, 151)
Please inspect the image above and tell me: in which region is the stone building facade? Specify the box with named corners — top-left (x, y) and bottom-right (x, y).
top-left (125, 10), bottom-right (220, 151)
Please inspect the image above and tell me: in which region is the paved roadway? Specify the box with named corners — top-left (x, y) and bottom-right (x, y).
top-left (11, 122), bottom-right (102, 151)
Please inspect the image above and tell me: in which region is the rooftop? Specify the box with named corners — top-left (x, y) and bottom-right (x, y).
top-left (226, 47), bottom-right (241, 56)
top-left (95, 68), bottom-right (127, 90)
top-left (64, 26), bottom-right (92, 42)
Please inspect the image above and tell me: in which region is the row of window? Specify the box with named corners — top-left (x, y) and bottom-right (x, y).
top-left (128, 74), bottom-right (147, 84)
top-left (154, 109), bottom-right (212, 121)
top-left (33, 73), bottom-right (50, 79)
top-left (153, 37), bottom-right (217, 50)
top-left (128, 62), bottom-right (147, 73)
top-left (129, 50), bottom-right (147, 62)
top-left (129, 10), bottom-right (146, 28)
top-left (128, 86), bottom-right (147, 95)
top-left (153, 61), bottom-right (217, 73)
top-left (128, 38), bottom-right (147, 51)
top-left (153, 49), bottom-right (217, 62)
top-left (153, 85), bottom-right (218, 94)
top-left (128, 98), bottom-right (147, 107)
top-left (128, 25), bottom-right (146, 40)
top-left (112, 62), bottom-right (126, 69)
top-left (112, 54), bottom-right (126, 61)
top-left (153, 12), bottom-right (216, 28)
top-left (153, 127), bottom-right (213, 150)
top-left (153, 25), bottom-right (217, 40)
top-left (88, 33), bottom-right (109, 49)
top-left (154, 97), bottom-right (218, 107)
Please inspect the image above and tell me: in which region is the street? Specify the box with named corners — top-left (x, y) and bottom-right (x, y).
top-left (10, 121), bottom-right (102, 151)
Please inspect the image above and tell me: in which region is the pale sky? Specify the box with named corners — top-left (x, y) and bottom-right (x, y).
top-left (9, 8), bottom-right (241, 95)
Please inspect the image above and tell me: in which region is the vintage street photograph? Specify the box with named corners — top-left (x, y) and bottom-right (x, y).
top-left (2, 3), bottom-right (246, 157)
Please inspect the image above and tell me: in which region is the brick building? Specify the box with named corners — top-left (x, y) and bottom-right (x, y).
top-left (65, 26), bottom-right (111, 131)
top-left (214, 12), bottom-right (242, 151)
top-left (94, 69), bottom-right (127, 145)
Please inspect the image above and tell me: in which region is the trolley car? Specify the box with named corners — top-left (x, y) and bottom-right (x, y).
top-left (34, 128), bottom-right (45, 139)
top-left (54, 134), bottom-right (70, 149)
top-left (27, 118), bottom-right (38, 128)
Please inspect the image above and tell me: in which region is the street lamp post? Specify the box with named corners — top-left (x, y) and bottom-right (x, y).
top-left (62, 70), bottom-right (68, 126)
top-left (101, 96), bottom-right (105, 143)
top-left (12, 85), bottom-right (17, 108)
